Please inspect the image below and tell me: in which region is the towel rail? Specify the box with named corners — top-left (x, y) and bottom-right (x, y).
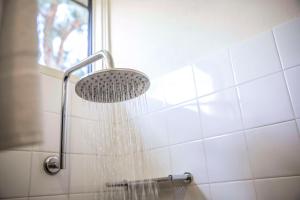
top-left (106, 172), bottom-right (193, 188)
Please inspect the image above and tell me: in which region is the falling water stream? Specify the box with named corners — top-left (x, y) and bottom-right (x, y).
top-left (80, 82), bottom-right (159, 200)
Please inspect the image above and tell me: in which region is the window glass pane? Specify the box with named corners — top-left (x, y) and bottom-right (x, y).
top-left (37, 0), bottom-right (89, 77)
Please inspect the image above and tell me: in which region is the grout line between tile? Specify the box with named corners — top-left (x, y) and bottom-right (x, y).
top-left (126, 118), bottom-right (299, 153)
top-left (272, 30), bottom-right (300, 139)
top-left (207, 174), bottom-right (300, 185)
top-left (194, 87), bottom-right (212, 197)
top-left (139, 70), bottom-right (285, 119)
top-left (228, 47), bottom-right (257, 194)
top-left (27, 151), bottom-right (33, 198)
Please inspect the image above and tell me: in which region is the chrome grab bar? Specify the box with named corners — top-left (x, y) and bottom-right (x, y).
top-left (106, 172), bottom-right (193, 188)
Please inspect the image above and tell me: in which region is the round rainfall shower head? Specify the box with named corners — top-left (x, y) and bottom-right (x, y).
top-left (75, 68), bottom-right (150, 103)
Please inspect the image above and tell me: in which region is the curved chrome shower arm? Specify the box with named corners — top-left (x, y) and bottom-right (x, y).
top-left (64, 50), bottom-right (114, 78)
top-left (44, 50), bottom-right (114, 174)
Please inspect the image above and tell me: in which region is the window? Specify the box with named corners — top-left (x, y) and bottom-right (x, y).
top-left (37, 0), bottom-right (91, 77)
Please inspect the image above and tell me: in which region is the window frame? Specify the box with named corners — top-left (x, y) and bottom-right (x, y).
top-left (69, 0), bottom-right (94, 74)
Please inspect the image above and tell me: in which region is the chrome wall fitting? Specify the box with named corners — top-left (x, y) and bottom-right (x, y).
top-left (44, 156), bottom-right (60, 175)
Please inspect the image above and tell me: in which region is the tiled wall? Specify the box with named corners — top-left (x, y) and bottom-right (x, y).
top-left (0, 75), bottom-right (99, 199)
top-left (134, 17), bottom-right (300, 199)
top-left (0, 17), bottom-right (300, 200)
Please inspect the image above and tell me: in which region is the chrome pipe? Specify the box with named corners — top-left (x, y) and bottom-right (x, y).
top-left (106, 172), bottom-right (193, 188)
top-left (60, 50), bottom-right (114, 169)
top-left (44, 50), bottom-right (113, 174)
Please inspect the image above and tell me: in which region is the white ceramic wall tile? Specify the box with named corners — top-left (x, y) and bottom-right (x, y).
top-left (30, 195), bottom-right (68, 200)
top-left (68, 117), bottom-right (97, 154)
top-left (149, 147), bottom-right (171, 178)
top-left (166, 101), bottom-right (202, 144)
top-left (238, 72), bottom-right (293, 128)
top-left (136, 112), bottom-right (168, 149)
top-left (163, 66), bottom-right (197, 105)
top-left (204, 132), bottom-right (252, 182)
top-left (69, 154), bottom-right (97, 193)
top-left (179, 184), bottom-right (211, 200)
top-left (273, 17), bottom-right (300, 69)
top-left (198, 88), bottom-right (243, 138)
top-left (210, 180), bottom-right (256, 200)
top-left (246, 121), bottom-right (300, 178)
top-left (146, 77), bottom-right (166, 112)
top-left (2, 198), bottom-right (28, 200)
top-left (285, 66), bottom-right (300, 118)
top-left (41, 75), bottom-right (62, 113)
top-left (170, 141), bottom-right (208, 184)
top-left (255, 176), bottom-right (300, 200)
top-left (0, 151), bottom-right (31, 198)
top-left (193, 50), bottom-right (235, 96)
top-left (159, 188), bottom-right (174, 200)
top-left (33, 112), bottom-right (60, 152)
top-left (69, 193), bottom-right (98, 200)
top-left (30, 152), bottom-right (69, 196)
top-left (230, 31), bottom-right (282, 84)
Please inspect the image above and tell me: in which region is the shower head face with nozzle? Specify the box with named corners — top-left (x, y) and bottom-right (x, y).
top-left (75, 68), bottom-right (150, 103)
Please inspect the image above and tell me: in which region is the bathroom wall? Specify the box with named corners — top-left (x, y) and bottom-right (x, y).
top-left (99, 1), bottom-right (300, 199)
top-left (0, 69), bottom-right (100, 199)
top-left (96, 0), bottom-right (300, 199)
top-left (1, 1), bottom-right (300, 200)
top-left (105, 0), bottom-right (300, 79)
top-left (128, 17), bottom-right (300, 199)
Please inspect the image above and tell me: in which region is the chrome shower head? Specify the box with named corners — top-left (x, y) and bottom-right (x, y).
top-left (75, 68), bottom-right (150, 103)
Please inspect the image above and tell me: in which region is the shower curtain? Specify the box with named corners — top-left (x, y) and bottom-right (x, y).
top-left (0, 0), bottom-right (42, 150)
